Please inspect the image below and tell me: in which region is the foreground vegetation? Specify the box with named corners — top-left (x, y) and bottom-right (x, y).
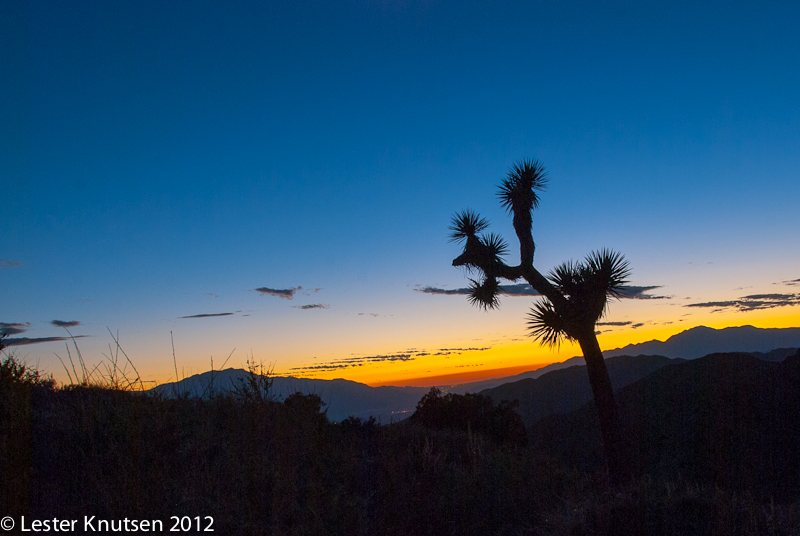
top-left (2, 346), bottom-right (798, 535)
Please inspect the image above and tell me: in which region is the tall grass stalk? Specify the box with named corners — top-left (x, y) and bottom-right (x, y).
top-left (54, 329), bottom-right (142, 390)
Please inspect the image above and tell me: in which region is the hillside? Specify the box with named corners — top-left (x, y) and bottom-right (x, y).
top-left (530, 349), bottom-right (800, 499)
top-left (480, 354), bottom-right (680, 427)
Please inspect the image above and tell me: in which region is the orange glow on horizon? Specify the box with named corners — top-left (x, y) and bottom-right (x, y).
top-left (279, 338), bottom-right (582, 386)
top-left (138, 310), bottom-right (799, 389)
top-left (296, 310), bottom-right (799, 386)
top-left (368, 362), bottom-right (553, 388)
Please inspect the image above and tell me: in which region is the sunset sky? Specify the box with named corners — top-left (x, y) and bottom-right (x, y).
top-left (3, 0), bottom-right (799, 388)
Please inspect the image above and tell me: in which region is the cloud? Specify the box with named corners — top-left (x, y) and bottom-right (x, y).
top-left (255, 286), bottom-right (299, 299)
top-left (51, 320), bottom-right (81, 328)
top-left (415, 285), bottom-right (471, 296)
top-left (685, 293), bottom-right (800, 312)
top-left (433, 347), bottom-right (491, 355)
top-left (501, 284), bottom-right (542, 296)
top-left (5, 335), bottom-right (90, 347)
top-left (179, 312), bottom-right (235, 318)
top-left (618, 286), bottom-right (670, 299)
top-left (0, 259), bottom-right (21, 268)
top-left (287, 346), bottom-right (493, 375)
top-left (288, 353), bottom-right (416, 373)
top-left (0, 322), bottom-right (31, 336)
top-left (254, 285), bottom-right (321, 300)
top-left (417, 283), bottom-right (667, 299)
top-left (597, 321), bottom-right (646, 334)
top-left (780, 278), bottom-right (800, 287)
top-left (415, 283), bottom-right (541, 296)
top-left (294, 304), bottom-right (329, 310)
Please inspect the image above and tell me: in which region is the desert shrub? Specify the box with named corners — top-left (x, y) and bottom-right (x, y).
top-left (231, 358), bottom-right (276, 404)
top-left (410, 387), bottom-right (527, 446)
top-left (1, 340), bottom-right (56, 389)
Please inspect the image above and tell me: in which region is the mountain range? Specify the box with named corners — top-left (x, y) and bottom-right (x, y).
top-left (449, 324), bottom-right (800, 392)
top-left (150, 325), bottom-right (800, 422)
top-left (151, 369), bottom-right (429, 422)
top-left (479, 354), bottom-right (681, 427)
top-left (604, 324), bottom-right (800, 359)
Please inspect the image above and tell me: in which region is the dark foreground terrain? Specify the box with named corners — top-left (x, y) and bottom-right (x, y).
top-left (2, 349), bottom-right (799, 535)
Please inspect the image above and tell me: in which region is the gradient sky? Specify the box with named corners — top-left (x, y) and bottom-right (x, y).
top-left (2, 0), bottom-right (799, 388)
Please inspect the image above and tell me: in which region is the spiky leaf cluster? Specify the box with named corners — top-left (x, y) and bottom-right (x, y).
top-left (448, 209), bottom-right (490, 243)
top-left (451, 214), bottom-right (510, 277)
top-left (527, 299), bottom-right (572, 347)
top-left (467, 277), bottom-right (502, 311)
top-left (497, 159), bottom-right (548, 215)
top-left (535, 249), bottom-right (630, 337)
top-left (584, 249), bottom-right (631, 301)
top-left (481, 233), bottom-right (509, 262)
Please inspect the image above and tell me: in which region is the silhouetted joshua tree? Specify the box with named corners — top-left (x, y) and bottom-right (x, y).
top-left (449, 159), bottom-right (631, 485)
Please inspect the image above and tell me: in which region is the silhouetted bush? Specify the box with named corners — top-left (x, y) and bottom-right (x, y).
top-left (410, 387), bottom-right (527, 447)
top-left (1, 336), bottom-right (56, 389)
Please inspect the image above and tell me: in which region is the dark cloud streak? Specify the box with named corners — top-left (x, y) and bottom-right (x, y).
top-left (179, 312), bottom-right (235, 318)
top-left (288, 346), bottom-right (493, 375)
top-left (255, 286), bottom-right (299, 299)
top-left (51, 320), bottom-right (81, 328)
top-left (618, 286), bottom-right (670, 299)
top-left (416, 284), bottom-right (540, 296)
top-left (685, 293), bottom-right (800, 312)
top-left (254, 286), bottom-right (322, 300)
top-left (0, 322), bottom-right (31, 336)
top-left (415, 286), bottom-right (471, 296)
top-left (417, 284), bottom-right (667, 299)
top-left (5, 335), bottom-right (90, 347)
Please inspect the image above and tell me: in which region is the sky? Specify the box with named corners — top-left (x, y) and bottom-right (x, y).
top-left (2, 0), bottom-right (799, 388)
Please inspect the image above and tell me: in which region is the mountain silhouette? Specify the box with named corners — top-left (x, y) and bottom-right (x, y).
top-left (152, 370), bottom-right (429, 422)
top-left (480, 354), bottom-right (680, 427)
top-left (604, 325), bottom-right (800, 359)
top-left (450, 326), bottom-right (800, 393)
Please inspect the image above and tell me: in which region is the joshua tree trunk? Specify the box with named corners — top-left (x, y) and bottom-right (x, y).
top-left (576, 331), bottom-right (629, 485)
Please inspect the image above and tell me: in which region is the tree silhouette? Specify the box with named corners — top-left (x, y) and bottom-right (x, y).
top-left (449, 159), bottom-right (630, 484)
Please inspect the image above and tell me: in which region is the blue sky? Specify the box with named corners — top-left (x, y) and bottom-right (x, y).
top-left (2, 0), bottom-right (799, 386)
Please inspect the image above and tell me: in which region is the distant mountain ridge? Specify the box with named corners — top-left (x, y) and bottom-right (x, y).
top-left (152, 369), bottom-right (428, 422)
top-left (448, 326), bottom-right (800, 393)
top-left (604, 325), bottom-right (800, 360)
top-left (150, 325), bottom-right (799, 422)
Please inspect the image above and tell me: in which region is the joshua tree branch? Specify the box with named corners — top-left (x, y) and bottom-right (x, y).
top-left (452, 238), bottom-right (569, 311)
